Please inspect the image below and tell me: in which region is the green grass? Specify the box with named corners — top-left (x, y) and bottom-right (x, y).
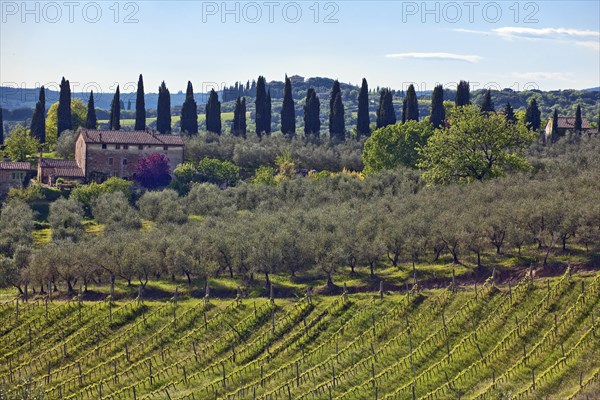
top-left (0, 271), bottom-right (597, 399)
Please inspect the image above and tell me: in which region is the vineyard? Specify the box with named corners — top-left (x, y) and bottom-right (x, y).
top-left (0, 270), bottom-right (598, 400)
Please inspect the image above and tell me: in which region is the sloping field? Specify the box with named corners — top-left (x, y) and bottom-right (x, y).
top-left (0, 270), bottom-right (598, 399)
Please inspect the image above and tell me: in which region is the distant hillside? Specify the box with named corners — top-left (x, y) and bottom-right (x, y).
top-left (0, 87), bottom-right (209, 112)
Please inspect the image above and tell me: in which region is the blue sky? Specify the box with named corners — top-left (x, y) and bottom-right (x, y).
top-left (1, 1), bottom-right (599, 93)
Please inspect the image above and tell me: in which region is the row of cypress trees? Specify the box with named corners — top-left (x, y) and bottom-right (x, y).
top-left (24, 76), bottom-right (566, 143)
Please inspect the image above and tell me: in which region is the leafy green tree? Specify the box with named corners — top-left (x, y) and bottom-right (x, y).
top-left (232, 97), bottom-right (247, 138)
top-left (48, 198), bottom-right (85, 242)
top-left (430, 84), bottom-right (445, 128)
top-left (480, 89), bottom-right (495, 113)
top-left (135, 74), bottom-right (146, 130)
top-left (524, 98), bottom-right (541, 131)
top-left (251, 166), bottom-right (276, 185)
top-left (92, 191), bottom-right (141, 233)
top-left (180, 81), bottom-right (198, 135)
top-left (330, 92), bottom-right (345, 140)
top-left (45, 99), bottom-right (87, 147)
top-left (455, 80), bottom-right (470, 107)
top-left (0, 200), bottom-right (34, 258)
top-left (404, 84), bottom-right (419, 122)
top-left (157, 81), bottom-right (171, 134)
top-left (356, 78), bottom-right (370, 137)
top-left (57, 77), bottom-right (71, 137)
top-left (280, 75), bottom-right (296, 135)
top-left (376, 88), bottom-right (396, 128)
top-left (138, 189), bottom-right (187, 224)
top-left (363, 120), bottom-right (434, 173)
top-left (86, 91), bottom-right (97, 129)
top-left (303, 88), bottom-right (321, 136)
top-left (3, 125), bottom-right (39, 161)
top-left (55, 129), bottom-right (76, 159)
top-left (70, 177), bottom-right (133, 211)
top-left (419, 105), bottom-right (536, 183)
top-left (205, 89), bottom-right (222, 134)
top-left (503, 102), bottom-right (517, 124)
top-left (30, 86), bottom-right (46, 143)
top-left (197, 157), bottom-right (240, 186)
top-left (574, 104), bottom-right (582, 131)
top-left (109, 86), bottom-right (121, 130)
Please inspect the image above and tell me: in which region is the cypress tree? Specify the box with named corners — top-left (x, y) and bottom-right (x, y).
top-left (180, 81), bottom-right (198, 135)
top-left (109, 86), bottom-right (121, 131)
top-left (205, 89), bottom-right (221, 134)
top-left (356, 78), bottom-right (370, 137)
top-left (156, 81), bottom-right (171, 134)
top-left (329, 80), bottom-right (341, 132)
top-left (551, 108), bottom-right (559, 143)
top-left (255, 76), bottom-right (268, 137)
top-left (57, 77), bottom-right (72, 137)
top-left (0, 107), bottom-right (4, 146)
top-left (232, 97), bottom-right (247, 138)
top-left (402, 97), bottom-right (407, 123)
top-left (119, 100), bottom-right (125, 110)
top-left (280, 75), bottom-right (296, 135)
top-left (524, 98), bottom-right (541, 131)
top-left (574, 104), bottom-right (582, 132)
top-left (86, 91), bottom-right (97, 129)
top-left (330, 92), bottom-right (345, 140)
top-left (127, 99), bottom-right (131, 110)
top-left (404, 84), bottom-right (419, 122)
top-left (30, 86), bottom-right (46, 143)
top-left (376, 88), bottom-right (396, 128)
top-left (503, 102), bottom-right (517, 124)
top-left (455, 80), bottom-right (470, 107)
top-left (430, 84), bottom-right (445, 128)
top-left (304, 88), bottom-right (321, 136)
top-left (265, 90), bottom-right (272, 135)
top-left (135, 74), bottom-right (146, 130)
top-left (480, 89), bottom-right (495, 113)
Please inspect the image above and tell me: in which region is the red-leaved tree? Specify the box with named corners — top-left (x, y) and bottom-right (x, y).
top-left (135, 153), bottom-right (171, 188)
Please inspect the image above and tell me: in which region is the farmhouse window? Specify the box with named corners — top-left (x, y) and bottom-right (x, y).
top-left (116, 144), bottom-right (121, 149)
top-left (108, 158), bottom-right (113, 165)
top-left (163, 145), bottom-right (168, 150)
top-left (102, 144), bottom-right (107, 149)
top-left (123, 144), bottom-right (129, 150)
top-left (138, 145), bottom-right (144, 150)
top-left (123, 159), bottom-right (128, 165)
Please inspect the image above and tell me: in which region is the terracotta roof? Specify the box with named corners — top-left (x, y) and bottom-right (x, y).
top-left (39, 159), bottom-right (84, 178)
top-left (50, 168), bottom-right (85, 178)
top-left (553, 117), bottom-right (592, 130)
top-left (79, 129), bottom-right (185, 146)
top-left (39, 159), bottom-right (80, 168)
top-left (0, 162), bottom-right (35, 171)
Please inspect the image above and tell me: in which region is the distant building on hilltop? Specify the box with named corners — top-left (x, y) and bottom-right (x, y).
top-left (289, 75), bottom-right (305, 85)
top-left (37, 129), bottom-right (185, 185)
top-left (544, 116), bottom-right (594, 143)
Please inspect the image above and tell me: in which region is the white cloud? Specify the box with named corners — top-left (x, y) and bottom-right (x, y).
top-left (455, 26), bottom-right (600, 51)
top-left (492, 27), bottom-right (599, 39)
top-left (511, 72), bottom-right (574, 82)
top-left (385, 52), bottom-right (482, 63)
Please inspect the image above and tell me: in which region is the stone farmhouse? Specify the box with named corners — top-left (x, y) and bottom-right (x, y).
top-left (1, 129), bottom-right (185, 193)
top-left (39, 129), bottom-right (185, 185)
top-left (544, 116), bottom-right (594, 143)
top-left (0, 161), bottom-right (36, 193)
